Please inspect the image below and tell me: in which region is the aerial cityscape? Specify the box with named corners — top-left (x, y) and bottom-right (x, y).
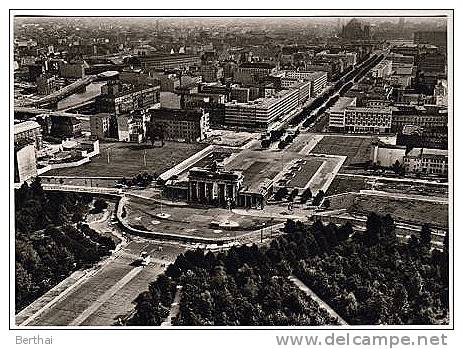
top-left (13, 14), bottom-right (450, 327)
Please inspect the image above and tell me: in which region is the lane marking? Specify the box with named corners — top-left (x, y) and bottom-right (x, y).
top-left (69, 266), bottom-right (144, 326)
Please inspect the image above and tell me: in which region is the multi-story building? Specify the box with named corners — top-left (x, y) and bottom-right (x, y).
top-left (58, 61), bottom-right (86, 79)
top-left (160, 74), bottom-right (180, 92)
top-left (282, 70), bottom-right (327, 96)
top-left (14, 120), bottom-right (42, 151)
top-left (200, 64), bottom-right (224, 83)
top-left (90, 113), bottom-right (113, 140)
top-left (434, 79), bottom-right (448, 107)
top-left (51, 115), bottom-right (82, 138)
top-left (328, 97), bottom-right (357, 130)
top-left (391, 105), bottom-right (448, 132)
top-left (36, 74), bottom-right (56, 95)
top-left (417, 53), bottom-right (446, 75)
top-left (344, 106), bottom-right (393, 133)
top-left (182, 93), bottom-right (226, 110)
top-left (95, 80), bottom-right (160, 115)
top-left (233, 62), bottom-right (277, 85)
top-left (127, 54), bottom-right (201, 70)
top-left (386, 53), bottom-right (414, 65)
top-left (230, 87), bottom-right (250, 103)
top-left (371, 60), bottom-right (392, 79)
top-left (224, 87), bottom-right (303, 130)
top-left (404, 148), bottom-right (448, 176)
top-left (414, 31), bottom-right (447, 49)
top-left (370, 143), bottom-right (407, 167)
top-left (291, 80), bottom-right (312, 107)
top-left (14, 140), bottom-right (37, 184)
top-left (148, 108), bottom-right (209, 143)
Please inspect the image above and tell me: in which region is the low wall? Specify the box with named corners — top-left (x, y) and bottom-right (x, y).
top-left (116, 196), bottom-right (233, 244)
top-left (38, 157), bottom-right (90, 175)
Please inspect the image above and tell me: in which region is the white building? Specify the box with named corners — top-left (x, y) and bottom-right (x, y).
top-left (281, 70), bottom-right (327, 96)
top-left (328, 97), bottom-right (357, 130)
top-left (404, 148), bottom-right (448, 176)
top-left (344, 106), bottom-right (393, 134)
top-left (370, 143), bottom-right (407, 167)
top-left (224, 81), bottom-right (311, 130)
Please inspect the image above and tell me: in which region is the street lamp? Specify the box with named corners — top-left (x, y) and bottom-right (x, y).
top-left (261, 222), bottom-right (266, 243)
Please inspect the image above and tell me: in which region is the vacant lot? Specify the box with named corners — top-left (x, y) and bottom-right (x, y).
top-left (310, 136), bottom-right (375, 170)
top-left (326, 175), bottom-right (371, 196)
top-left (350, 194), bottom-right (448, 227)
top-left (46, 141), bottom-right (207, 177)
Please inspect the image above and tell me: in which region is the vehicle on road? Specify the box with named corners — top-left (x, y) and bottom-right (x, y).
top-left (138, 252), bottom-right (151, 266)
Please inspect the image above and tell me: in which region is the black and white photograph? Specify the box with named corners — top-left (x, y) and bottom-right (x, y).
top-left (8, 7), bottom-right (454, 343)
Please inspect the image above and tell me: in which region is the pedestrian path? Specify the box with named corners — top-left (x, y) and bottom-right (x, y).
top-left (288, 275), bottom-right (348, 325)
top-left (161, 286), bottom-right (183, 326)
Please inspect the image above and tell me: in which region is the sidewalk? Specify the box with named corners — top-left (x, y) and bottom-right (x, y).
top-left (16, 207), bottom-right (128, 326)
top-left (288, 275), bottom-right (348, 326)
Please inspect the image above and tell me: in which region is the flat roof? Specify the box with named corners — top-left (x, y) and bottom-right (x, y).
top-left (330, 97), bottom-right (356, 112)
top-left (225, 88), bottom-right (295, 109)
top-left (407, 148), bottom-right (448, 158)
top-left (346, 106), bottom-right (392, 113)
top-left (14, 120), bottom-right (40, 135)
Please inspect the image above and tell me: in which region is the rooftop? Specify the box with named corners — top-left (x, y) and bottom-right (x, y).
top-left (330, 97), bottom-right (357, 112)
top-left (239, 62), bottom-right (276, 69)
top-left (14, 120), bottom-right (41, 135)
top-left (407, 148), bottom-right (448, 158)
top-left (346, 106), bottom-right (392, 113)
top-left (225, 88), bottom-right (295, 109)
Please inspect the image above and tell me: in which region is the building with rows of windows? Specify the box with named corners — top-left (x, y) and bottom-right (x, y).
top-left (404, 148), bottom-right (448, 176)
top-left (343, 106), bottom-right (393, 133)
top-left (148, 108), bottom-right (210, 143)
top-left (224, 81), bottom-right (311, 130)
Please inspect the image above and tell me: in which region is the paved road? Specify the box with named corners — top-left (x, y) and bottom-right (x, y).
top-left (19, 239), bottom-right (186, 326)
top-left (288, 275), bottom-right (348, 325)
top-left (17, 204), bottom-right (188, 327)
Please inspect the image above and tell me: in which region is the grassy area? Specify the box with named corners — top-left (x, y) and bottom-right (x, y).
top-left (46, 141), bottom-right (207, 177)
top-left (287, 159), bottom-right (324, 188)
top-left (351, 194), bottom-right (448, 227)
top-left (326, 175), bottom-right (371, 196)
top-left (311, 136), bottom-right (374, 169)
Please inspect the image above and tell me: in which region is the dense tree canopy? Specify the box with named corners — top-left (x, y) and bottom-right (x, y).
top-left (15, 179), bottom-right (116, 312)
top-left (130, 211), bottom-right (449, 326)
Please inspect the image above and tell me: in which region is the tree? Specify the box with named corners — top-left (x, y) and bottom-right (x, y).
top-left (323, 199), bottom-right (331, 209)
top-left (365, 212), bottom-right (382, 244)
top-left (392, 160), bottom-right (403, 175)
top-left (261, 139), bottom-right (271, 148)
top-left (93, 198), bottom-right (108, 213)
top-left (146, 122), bottom-right (167, 147)
top-left (312, 190), bottom-right (325, 206)
top-left (274, 187), bottom-right (288, 201)
top-left (420, 224), bottom-right (432, 249)
top-left (300, 188), bottom-right (313, 204)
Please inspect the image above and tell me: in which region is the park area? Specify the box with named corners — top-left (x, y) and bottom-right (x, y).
top-left (330, 192), bottom-right (448, 228)
top-left (310, 135), bottom-right (375, 171)
top-left (45, 141), bottom-right (207, 178)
